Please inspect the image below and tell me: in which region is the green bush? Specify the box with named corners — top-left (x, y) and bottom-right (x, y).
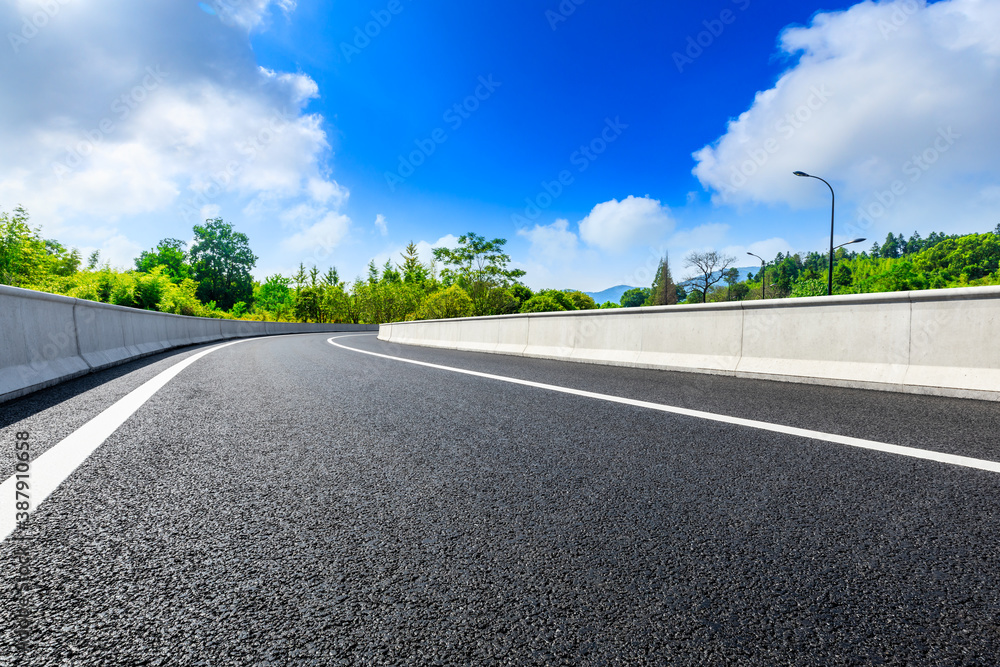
top-left (519, 294), bottom-right (566, 313)
top-left (415, 285), bottom-right (474, 320)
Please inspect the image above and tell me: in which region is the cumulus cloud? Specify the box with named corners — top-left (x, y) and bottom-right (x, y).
top-left (374, 214), bottom-right (388, 236)
top-left (281, 211), bottom-right (351, 254)
top-left (667, 223), bottom-right (731, 252)
top-left (578, 195), bottom-right (675, 253)
top-left (517, 218), bottom-right (579, 260)
top-left (0, 0), bottom-right (350, 263)
top-left (692, 0), bottom-right (1000, 233)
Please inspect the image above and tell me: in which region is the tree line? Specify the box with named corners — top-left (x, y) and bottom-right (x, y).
top-left (622, 226), bottom-right (1000, 307)
top-left (0, 207), bottom-right (612, 323)
top-left (3, 205), bottom-right (998, 323)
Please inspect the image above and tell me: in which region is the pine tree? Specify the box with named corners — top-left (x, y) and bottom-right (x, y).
top-left (648, 253), bottom-right (677, 306)
top-left (400, 241), bottom-right (429, 284)
top-left (322, 267), bottom-right (340, 287)
top-left (293, 263), bottom-right (307, 291)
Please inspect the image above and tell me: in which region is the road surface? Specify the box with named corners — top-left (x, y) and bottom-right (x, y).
top-left (2, 332), bottom-right (999, 665)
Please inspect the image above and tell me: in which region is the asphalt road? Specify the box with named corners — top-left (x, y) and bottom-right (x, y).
top-left (2, 332), bottom-right (999, 665)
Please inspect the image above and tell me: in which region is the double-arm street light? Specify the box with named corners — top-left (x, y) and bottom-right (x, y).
top-left (793, 172), bottom-right (869, 295)
top-left (793, 170), bottom-right (838, 295)
top-left (747, 251), bottom-right (766, 299)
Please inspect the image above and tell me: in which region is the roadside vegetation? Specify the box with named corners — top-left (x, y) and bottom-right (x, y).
top-left (2, 205), bottom-right (998, 324)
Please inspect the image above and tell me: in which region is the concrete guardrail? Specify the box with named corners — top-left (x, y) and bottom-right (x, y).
top-left (0, 284), bottom-right (375, 404)
top-left (378, 285), bottom-right (1000, 402)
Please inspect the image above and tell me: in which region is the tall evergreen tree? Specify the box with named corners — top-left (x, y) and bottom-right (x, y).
top-left (648, 253), bottom-right (677, 305)
top-left (400, 241), bottom-right (429, 284)
top-left (322, 267), bottom-right (340, 287)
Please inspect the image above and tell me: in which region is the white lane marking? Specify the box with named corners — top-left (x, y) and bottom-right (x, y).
top-left (328, 335), bottom-right (1000, 475)
top-left (1, 338), bottom-right (261, 543)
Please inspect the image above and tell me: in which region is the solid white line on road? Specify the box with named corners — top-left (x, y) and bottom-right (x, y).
top-left (1, 338), bottom-right (261, 544)
top-left (328, 335), bottom-right (1000, 475)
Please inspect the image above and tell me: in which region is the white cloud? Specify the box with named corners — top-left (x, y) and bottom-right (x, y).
top-left (101, 233), bottom-right (144, 270)
top-left (666, 223), bottom-right (730, 252)
top-left (578, 195), bottom-right (675, 253)
top-left (0, 0), bottom-right (349, 268)
top-left (692, 0), bottom-right (1000, 236)
top-left (307, 178), bottom-right (348, 206)
top-left (721, 237), bottom-right (796, 266)
top-left (374, 214), bottom-right (388, 237)
top-left (281, 211), bottom-right (351, 254)
top-left (517, 218), bottom-right (579, 260)
top-left (201, 0), bottom-right (296, 31)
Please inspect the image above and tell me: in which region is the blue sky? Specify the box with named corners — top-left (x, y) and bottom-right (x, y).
top-left (2, 0), bottom-right (998, 290)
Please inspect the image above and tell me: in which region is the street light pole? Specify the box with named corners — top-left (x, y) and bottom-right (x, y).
top-left (793, 171), bottom-right (835, 296)
top-left (747, 252), bottom-right (766, 300)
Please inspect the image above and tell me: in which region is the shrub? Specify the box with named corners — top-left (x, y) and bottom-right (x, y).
top-left (519, 294), bottom-right (566, 313)
top-left (415, 285), bottom-right (474, 320)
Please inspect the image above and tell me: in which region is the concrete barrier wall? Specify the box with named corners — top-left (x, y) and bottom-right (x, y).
top-left (1, 285), bottom-right (376, 404)
top-left (378, 286), bottom-right (1000, 401)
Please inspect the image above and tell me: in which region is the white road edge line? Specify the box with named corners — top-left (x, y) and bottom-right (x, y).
top-left (1, 336), bottom-right (276, 544)
top-left (328, 334), bottom-right (1000, 475)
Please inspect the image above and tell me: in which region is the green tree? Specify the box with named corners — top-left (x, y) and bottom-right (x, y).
top-left (683, 288), bottom-right (704, 304)
top-left (723, 267), bottom-right (741, 301)
top-left (44, 240), bottom-right (81, 277)
top-left (400, 242), bottom-right (429, 285)
top-left (0, 206), bottom-right (48, 286)
top-left (566, 290), bottom-right (597, 310)
top-left (647, 253), bottom-right (678, 305)
top-left (294, 286), bottom-right (324, 322)
top-left (415, 285), bottom-right (474, 320)
top-left (510, 284), bottom-right (533, 310)
top-left (86, 250), bottom-right (101, 270)
top-left (519, 294), bottom-right (566, 313)
top-left (135, 238), bottom-right (191, 282)
top-left (189, 218), bottom-right (258, 311)
top-left (254, 274), bottom-right (293, 313)
top-left (833, 263), bottom-right (853, 287)
top-left (538, 289), bottom-right (577, 311)
top-left (790, 278), bottom-right (828, 298)
top-left (620, 287), bottom-right (650, 308)
top-left (880, 232), bottom-right (903, 259)
top-left (292, 263), bottom-right (307, 292)
top-left (322, 267), bottom-right (341, 288)
top-left (381, 260), bottom-right (402, 284)
top-left (432, 232), bottom-right (526, 316)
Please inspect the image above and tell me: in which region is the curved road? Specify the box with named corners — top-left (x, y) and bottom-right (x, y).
top-left (2, 332), bottom-right (999, 665)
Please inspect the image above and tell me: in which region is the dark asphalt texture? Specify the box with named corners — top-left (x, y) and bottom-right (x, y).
top-left (2, 332), bottom-right (999, 665)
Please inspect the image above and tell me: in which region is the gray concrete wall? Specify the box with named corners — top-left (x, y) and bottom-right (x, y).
top-left (378, 286), bottom-right (1000, 402)
top-left (0, 285), bottom-right (375, 404)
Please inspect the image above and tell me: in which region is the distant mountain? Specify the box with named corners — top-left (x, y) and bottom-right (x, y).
top-left (582, 284), bottom-right (640, 304)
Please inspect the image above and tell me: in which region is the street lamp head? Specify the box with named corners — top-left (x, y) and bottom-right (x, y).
top-left (793, 170), bottom-right (810, 177)
top-left (851, 237), bottom-right (866, 244)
